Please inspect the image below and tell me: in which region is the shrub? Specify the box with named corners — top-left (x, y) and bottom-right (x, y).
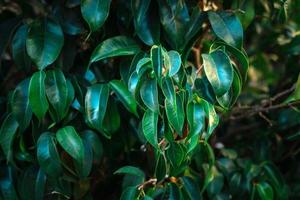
top-left (0, 0), bottom-right (299, 199)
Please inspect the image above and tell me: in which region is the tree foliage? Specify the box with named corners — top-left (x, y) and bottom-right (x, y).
top-left (0, 0), bottom-right (299, 199)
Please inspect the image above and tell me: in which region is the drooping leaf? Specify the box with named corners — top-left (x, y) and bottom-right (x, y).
top-left (81, 0), bottom-right (112, 32)
top-left (186, 100), bottom-right (205, 139)
top-left (155, 154), bottom-right (166, 182)
top-left (161, 77), bottom-right (175, 102)
top-left (85, 84), bottom-right (110, 137)
top-left (74, 136), bottom-right (93, 178)
top-left (202, 100), bottom-right (219, 139)
top-left (165, 50), bottom-right (181, 77)
top-left (37, 132), bottom-right (63, 177)
top-left (0, 114), bottom-right (19, 163)
top-left (256, 182), bottom-right (274, 200)
top-left (151, 45), bottom-right (163, 82)
top-left (45, 69), bottom-right (73, 122)
top-left (202, 50), bottom-right (233, 97)
top-left (90, 36), bottom-right (140, 64)
top-left (165, 94), bottom-right (184, 136)
top-left (142, 109), bottom-right (158, 148)
top-left (10, 78), bottom-right (32, 132)
top-left (131, 0), bottom-right (160, 45)
top-left (120, 186), bottom-right (137, 200)
top-left (56, 126), bottom-right (84, 163)
top-left (208, 11), bottom-right (243, 49)
top-left (102, 97), bottom-right (120, 134)
top-left (29, 71), bottom-right (49, 119)
top-left (109, 80), bottom-right (138, 115)
top-left (166, 142), bottom-right (185, 167)
top-left (12, 24), bottom-right (31, 72)
top-left (140, 78), bottom-right (159, 112)
top-left (114, 166), bottom-right (145, 179)
top-left (81, 130), bottom-right (103, 164)
top-left (26, 18), bottom-right (64, 69)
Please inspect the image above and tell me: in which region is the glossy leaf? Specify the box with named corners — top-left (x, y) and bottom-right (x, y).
top-left (114, 166), bottom-right (145, 179)
top-left (35, 169), bottom-right (46, 200)
top-left (186, 101), bottom-right (205, 138)
top-left (208, 11), bottom-right (243, 49)
top-left (45, 70), bottom-right (74, 121)
top-left (109, 80), bottom-right (138, 115)
top-left (161, 77), bottom-right (175, 102)
top-left (131, 0), bottom-right (159, 45)
top-left (81, 0), bottom-right (112, 32)
top-left (256, 182), bottom-right (274, 200)
top-left (37, 132), bottom-right (63, 176)
top-left (26, 18), bottom-right (64, 69)
top-left (140, 78), bottom-right (159, 112)
top-left (202, 100), bottom-right (219, 138)
top-left (12, 24), bottom-right (31, 72)
top-left (181, 176), bottom-right (202, 200)
top-left (90, 36), bottom-right (140, 64)
top-left (75, 137), bottom-right (93, 178)
top-left (166, 142), bottom-right (185, 167)
top-left (10, 78), bottom-right (32, 132)
top-left (165, 50), bottom-right (181, 77)
top-left (56, 126), bottom-right (84, 163)
top-left (81, 130), bottom-right (103, 164)
top-left (142, 109), bottom-right (158, 148)
top-left (29, 71), bottom-right (49, 120)
top-left (202, 50), bottom-right (233, 97)
top-left (0, 114), bottom-right (19, 163)
top-left (85, 84), bottom-right (109, 137)
top-left (150, 45), bottom-right (163, 81)
top-left (165, 95), bottom-right (184, 136)
top-left (120, 186), bottom-right (137, 200)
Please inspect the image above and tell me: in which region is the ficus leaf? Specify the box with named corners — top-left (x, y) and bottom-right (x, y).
top-left (90, 36), bottom-right (140, 64)
top-left (26, 18), bottom-right (64, 69)
top-left (80, 0), bottom-right (111, 33)
top-left (29, 71), bottom-right (49, 120)
top-left (208, 11), bottom-right (243, 49)
top-left (56, 126), bottom-right (85, 163)
top-left (256, 182), bottom-right (274, 200)
top-left (140, 78), bottom-right (159, 112)
top-left (142, 109), bottom-right (158, 148)
top-left (165, 94), bottom-right (184, 136)
top-left (37, 132), bottom-right (63, 177)
top-left (109, 80), bottom-right (138, 116)
top-left (202, 50), bottom-right (233, 97)
top-left (114, 166), bottom-right (145, 179)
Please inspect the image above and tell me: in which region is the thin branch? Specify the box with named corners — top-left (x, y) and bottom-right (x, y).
top-left (138, 178), bottom-right (157, 190)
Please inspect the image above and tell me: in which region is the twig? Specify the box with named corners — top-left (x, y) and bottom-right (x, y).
top-left (138, 178), bottom-right (157, 190)
top-left (258, 112), bottom-right (273, 126)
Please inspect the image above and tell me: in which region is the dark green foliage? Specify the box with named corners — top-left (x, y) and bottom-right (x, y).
top-left (0, 0), bottom-right (299, 199)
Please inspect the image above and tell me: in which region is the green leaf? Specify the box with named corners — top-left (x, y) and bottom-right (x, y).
top-left (12, 24), bottom-right (31, 72)
top-left (256, 182), bottom-right (274, 200)
top-left (132, 0), bottom-right (160, 45)
top-left (186, 101), bottom-right (205, 139)
top-left (161, 77), bottom-right (176, 102)
top-left (37, 132), bottom-right (63, 177)
top-left (85, 84), bottom-right (110, 137)
top-left (168, 183), bottom-right (182, 200)
top-left (136, 57), bottom-right (151, 76)
top-left (56, 126), bottom-right (84, 163)
top-left (90, 36), bottom-right (140, 64)
top-left (202, 99), bottom-right (219, 139)
top-left (81, 0), bottom-right (112, 32)
top-left (109, 80), bottom-right (138, 115)
top-left (142, 109), bottom-right (158, 148)
top-left (35, 169), bottom-right (46, 200)
top-left (165, 50), bottom-right (181, 77)
top-left (10, 78), bottom-right (32, 132)
top-left (157, 0), bottom-right (189, 50)
top-left (286, 73), bottom-right (300, 102)
top-left (26, 18), bottom-right (64, 69)
top-left (151, 45), bottom-right (163, 82)
top-left (114, 166), bottom-right (145, 179)
top-left (81, 130), bottom-right (103, 164)
top-left (181, 176), bottom-right (202, 200)
top-left (29, 71), bottom-right (49, 119)
top-left (165, 94), bottom-right (184, 136)
top-left (120, 186), bottom-right (137, 200)
top-left (0, 114), bottom-right (19, 163)
top-left (202, 50), bottom-right (233, 97)
top-left (45, 69), bottom-right (74, 122)
top-left (155, 154), bottom-right (166, 182)
top-left (166, 142), bottom-right (185, 167)
top-left (140, 78), bottom-right (159, 112)
top-left (206, 166), bottom-right (224, 196)
top-left (208, 11), bottom-right (243, 49)
top-left (74, 136), bottom-right (93, 178)
top-left (102, 97), bottom-right (120, 134)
